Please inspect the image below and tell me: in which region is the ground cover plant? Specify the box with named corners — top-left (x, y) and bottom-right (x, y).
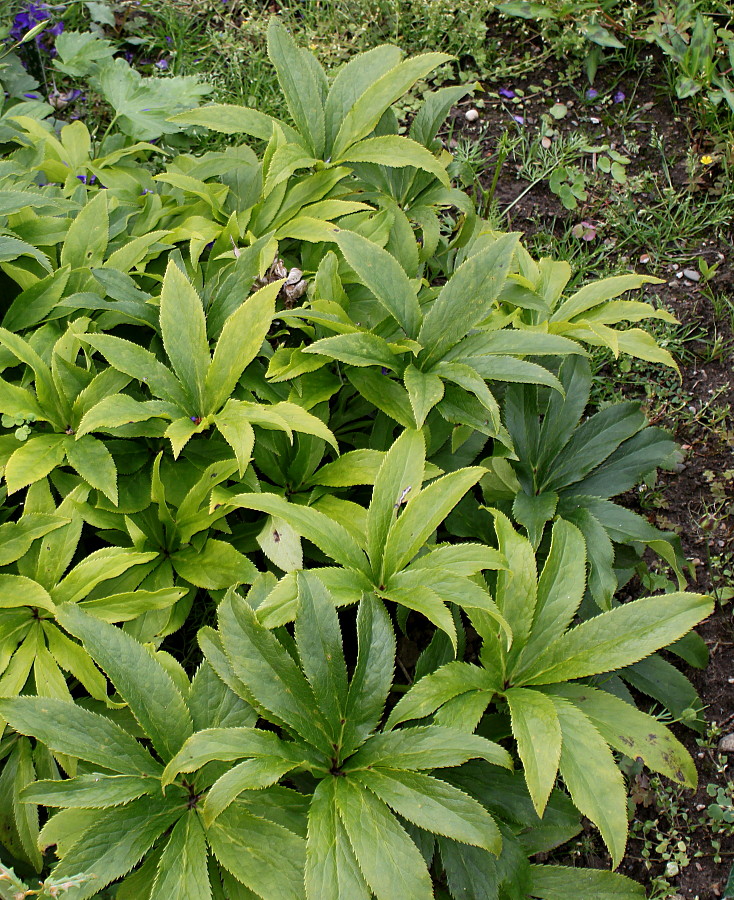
top-left (0, 2), bottom-right (732, 898)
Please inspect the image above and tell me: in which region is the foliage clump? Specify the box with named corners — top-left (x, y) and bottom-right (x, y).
top-left (0, 15), bottom-right (713, 899)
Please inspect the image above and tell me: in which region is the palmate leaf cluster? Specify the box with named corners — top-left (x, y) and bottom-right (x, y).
top-left (0, 16), bottom-right (713, 900)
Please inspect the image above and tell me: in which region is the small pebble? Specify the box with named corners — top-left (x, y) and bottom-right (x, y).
top-left (541, 136), bottom-right (552, 149)
top-left (464, 109), bottom-right (479, 123)
top-left (682, 268), bottom-right (700, 281)
top-left (717, 733), bottom-right (734, 752)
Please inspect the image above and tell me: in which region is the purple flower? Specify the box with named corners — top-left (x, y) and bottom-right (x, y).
top-left (23, 92), bottom-right (40, 99)
top-left (155, 59), bottom-right (169, 70)
top-left (165, 35), bottom-right (173, 43)
top-left (9, 3), bottom-right (50, 42)
top-left (47, 20), bottom-right (63, 37)
top-left (512, 115), bottom-right (525, 125)
top-left (614, 91), bottom-right (626, 103)
top-left (76, 175), bottom-right (87, 184)
top-left (586, 88), bottom-right (598, 100)
top-left (499, 87), bottom-right (515, 99)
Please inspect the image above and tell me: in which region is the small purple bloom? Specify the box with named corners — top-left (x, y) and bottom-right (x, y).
top-left (165, 35), bottom-right (173, 43)
top-left (24, 92), bottom-right (40, 99)
top-left (586, 88), bottom-right (598, 100)
top-left (76, 175), bottom-right (87, 184)
top-left (512, 115), bottom-right (525, 125)
top-left (381, 367), bottom-right (389, 375)
top-left (614, 91), bottom-right (626, 103)
top-left (10, 2), bottom-right (50, 42)
top-left (47, 20), bottom-right (63, 36)
top-left (155, 59), bottom-right (169, 70)
top-left (499, 87), bottom-right (515, 99)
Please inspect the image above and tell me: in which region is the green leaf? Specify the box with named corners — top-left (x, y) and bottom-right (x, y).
top-left (172, 538), bottom-right (257, 590)
top-left (512, 491), bottom-right (557, 549)
top-left (305, 332), bottom-right (401, 370)
top-left (95, 58), bottom-right (211, 141)
top-left (307, 449), bottom-right (384, 487)
top-left (0, 514), bottom-right (67, 567)
top-left (342, 595), bottom-right (395, 757)
top-left (65, 435), bottom-right (118, 504)
top-left (295, 572), bottom-right (349, 734)
top-left (541, 402), bottom-right (646, 493)
top-left (551, 696), bottom-right (627, 867)
top-left (386, 661), bottom-right (493, 730)
top-left (331, 52), bottom-right (451, 157)
top-left (404, 364), bottom-right (444, 427)
top-left (518, 593), bottom-right (714, 685)
top-left (257, 515), bottom-right (302, 572)
top-left (347, 368), bottom-right (416, 428)
top-left (548, 683), bottom-right (697, 787)
top-left (60, 191), bottom-right (109, 270)
top-left (0, 696), bottom-right (161, 776)
top-left (333, 229), bottom-right (421, 337)
top-left (411, 84), bottom-right (473, 147)
top-left (382, 581), bottom-right (456, 645)
top-left (5, 435), bottom-right (66, 495)
top-left (48, 797), bottom-right (181, 900)
top-left (150, 815), bottom-right (211, 900)
top-left (77, 395), bottom-right (177, 436)
top-left (438, 837), bottom-right (499, 900)
top-left (51, 548), bottom-right (158, 605)
top-left (224, 492), bottom-right (367, 574)
top-left (203, 757), bottom-right (300, 826)
top-left (168, 104), bottom-right (298, 142)
top-left (20, 774), bottom-right (156, 808)
top-left (0, 379), bottom-right (45, 422)
top-left (354, 768), bottom-right (501, 852)
top-left (0, 574), bottom-right (55, 613)
top-left (219, 590), bottom-right (333, 754)
top-left (324, 43), bottom-right (402, 151)
top-left (213, 402), bottom-right (256, 477)
top-left (381, 467), bottom-right (485, 578)
top-left (551, 274), bottom-right (659, 323)
top-left (56, 603), bottom-right (193, 763)
top-left (573, 427), bottom-right (675, 499)
top-left (339, 134), bottom-right (449, 186)
top-left (345, 725), bottom-right (511, 771)
top-left (205, 280), bottom-right (278, 412)
top-left (335, 777), bottom-right (433, 900)
top-left (267, 19), bottom-right (325, 158)
top-left (82, 333), bottom-right (189, 408)
top-left (306, 778), bottom-right (371, 900)
top-left (165, 415), bottom-right (207, 458)
top-left (367, 428), bottom-right (425, 575)
top-left (504, 687), bottom-right (561, 817)
top-left (3, 266), bottom-right (71, 331)
top-left (208, 801), bottom-right (307, 900)
top-left (528, 864), bottom-right (645, 899)
top-left (521, 519), bottom-right (586, 660)
top-left (269, 402), bottom-right (338, 450)
top-left (162, 727), bottom-right (294, 786)
top-left (419, 233), bottom-right (519, 364)
top-left (160, 260), bottom-right (210, 411)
